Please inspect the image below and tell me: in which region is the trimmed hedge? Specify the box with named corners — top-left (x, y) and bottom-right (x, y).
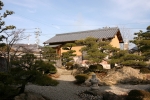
top-left (75, 74), bottom-right (88, 84)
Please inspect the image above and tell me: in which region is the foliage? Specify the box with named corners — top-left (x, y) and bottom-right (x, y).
top-left (121, 60), bottom-right (147, 67)
top-left (34, 60), bottom-right (57, 74)
top-left (62, 43), bottom-right (76, 50)
top-left (130, 25), bottom-right (150, 60)
top-left (75, 74), bottom-right (88, 84)
top-left (109, 50), bottom-right (147, 67)
top-left (73, 64), bottom-right (82, 69)
top-left (127, 89), bottom-right (150, 100)
top-left (0, 83), bottom-right (19, 99)
top-left (0, 1), bottom-right (58, 99)
top-left (30, 74), bottom-right (58, 86)
top-left (42, 46), bottom-right (58, 64)
top-left (10, 53), bottom-right (58, 95)
top-left (89, 64), bottom-right (103, 72)
top-left (10, 66), bottom-right (58, 94)
top-left (76, 37), bottom-right (119, 64)
top-left (65, 62), bottom-right (74, 69)
top-left (0, 72), bottom-right (19, 99)
top-left (140, 67), bottom-right (150, 74)
top-left (11, 52), bottom-right (35, 71)
top-left (0, 0), bottom-right (26, 71)
top-left (0, 0), bottom-right (16, 35)
top-left (61, 43), bottom-right (76, 66)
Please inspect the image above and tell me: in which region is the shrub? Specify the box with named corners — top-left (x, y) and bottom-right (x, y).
top-left (32, 74), bottom-right (59, 86)
top-left (127, 89), bottom-right (150, 100)
top-left (0, 72), bottom-right (18, 99)
top-left (140, 67), bottom-right (150, 74)
top-left (97, 64), bottom-right (103, 70)
top-left (73, 64), bottom-right (82, 69)
top-left (35, 61), bottom-right (57, 74)
top-left (0, 83), bottom-right (19, 99)
top-left (89, 65), bottom-right (97, 72)
top-left (75, 74), bottom-right (88, 84)
top-left (65, 62), bottom-right (74, 69)
top-left (47, 64), bottom-right (57, 74)
top-left (89, 64), bottom-right (103, 72)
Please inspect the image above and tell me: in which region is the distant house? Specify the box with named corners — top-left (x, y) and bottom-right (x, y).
top-left (11, 44), bottom-right (42, 58)
top-left (44, 27), bottom-right (124, 67)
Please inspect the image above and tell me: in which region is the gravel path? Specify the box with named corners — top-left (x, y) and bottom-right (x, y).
top-left (25, 75), bottom-right (88, 100)
top-left (25, 69), bottom-right (150, 100)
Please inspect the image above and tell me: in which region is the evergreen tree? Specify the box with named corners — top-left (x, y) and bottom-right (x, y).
top-left (0, 0), bottom-right (16, 71)
top-left (109, 50), bottom-right (146, 67)
top-left (130, 25), bottom-right (150, 61)
top-left (0, 0), bottom-right (16, 46)
top-left (61, 43), bottom-right (76, 66)
top-left (76, 37), bottom-right (119, 64)
top-left (42, 46), bottom-right (58, 64)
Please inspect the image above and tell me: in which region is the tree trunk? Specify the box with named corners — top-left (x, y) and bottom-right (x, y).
top-left (0, 57), bottom-right (7, 72)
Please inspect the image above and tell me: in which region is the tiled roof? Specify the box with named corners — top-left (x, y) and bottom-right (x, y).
top-left (44, 27), bottom-right (120, 44)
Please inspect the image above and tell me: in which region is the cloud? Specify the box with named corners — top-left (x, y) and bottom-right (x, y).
top-left (109, 0), bottom-right (150, 21)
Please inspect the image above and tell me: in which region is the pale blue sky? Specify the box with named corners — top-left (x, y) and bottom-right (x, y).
top-left (2, 0), bottom-right (150, 47)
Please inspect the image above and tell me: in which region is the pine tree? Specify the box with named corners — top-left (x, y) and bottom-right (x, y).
top-left (61, 43), bottom-right (76, 66)
top-left (76, 37), bottom-right (119, 64)
top-left (42, 46), bottom-right (58, 64)
top-left (130, 25), bottom-right (150, 61)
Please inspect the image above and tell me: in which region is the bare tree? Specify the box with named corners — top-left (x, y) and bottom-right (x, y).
top-left (0, 29), bottom-right (27, 70)
top-left (119, 26), bottom-right (133, 50)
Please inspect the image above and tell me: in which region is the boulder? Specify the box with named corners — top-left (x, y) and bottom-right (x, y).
top-left (103, 92), bottom-right (126, 100)
top-left (101, 67), bottom-right (144, 85)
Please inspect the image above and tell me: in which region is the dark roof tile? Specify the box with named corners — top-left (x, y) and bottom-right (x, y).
top-left (44, 27), bottom-right (120, 44)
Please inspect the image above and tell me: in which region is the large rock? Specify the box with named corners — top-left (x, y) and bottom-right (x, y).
top-left (101, 67), bottom-right (144, 85)
top-left (103, 92), bottom-right (126, 100)
top-left (14, 92), bottom-right (46, 100)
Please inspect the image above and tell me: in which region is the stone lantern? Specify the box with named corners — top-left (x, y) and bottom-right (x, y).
top-left (89, 73), bottom-right (99, 90)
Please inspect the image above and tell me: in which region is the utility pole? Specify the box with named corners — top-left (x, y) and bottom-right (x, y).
top-left (27, 34), bottom-right (31, 45)
top-left (34, 28), bottom-right (41, 49)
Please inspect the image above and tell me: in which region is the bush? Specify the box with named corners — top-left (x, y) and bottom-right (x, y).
top-left (140, 67), bottom-right (150, 74)
top-left (0, 72), bottom-right (18, 99)
top-left (75, 74), bottom-right (88, 84)
top-left (127, 89), bottom-right (150, 100)
top-left (65, 62), bottom-right (74, 69)
top-left (0, 83), bottom-right (19, 100)
top-left (47, 64), bottom-right (57, 74)
top-left (32, 74), bottom-right (59, 86)
top-left (89, 64), bottom-right (103, 72)
top-left (35, 61), bottom-right (57, 74)
top-left (73, 64), bottom-right (82, 69)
